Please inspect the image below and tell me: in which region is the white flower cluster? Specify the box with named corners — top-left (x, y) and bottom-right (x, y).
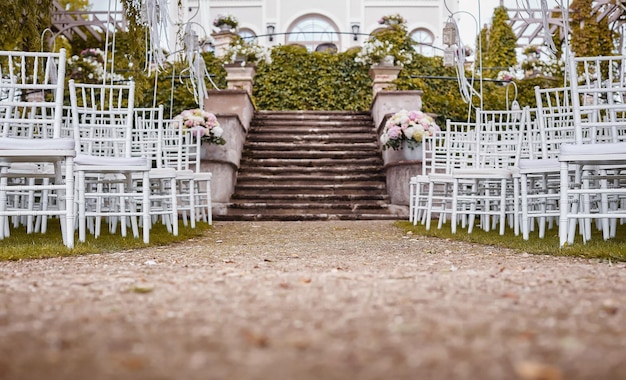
top-left (354, 39), bottom-right (412, 66)
top-left (70, 48), bottom-right (125, 82)
top-left (226, 40), bottom-right (269, 65)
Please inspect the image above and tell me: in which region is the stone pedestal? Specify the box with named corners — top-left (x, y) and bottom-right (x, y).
top-left (211, 31), bottom-right (237, 58)
top-left (202, 90), bottom-right (255, 215)
top-left (370, 91), bottom-right (425, 209)
top-left (224, 64), bottom-right (256, 96)
top-left (369, 65), bottom-right (402, 96)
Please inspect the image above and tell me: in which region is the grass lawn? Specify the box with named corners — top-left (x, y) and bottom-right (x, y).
top-left (0, 220), bottom-right (212, 261)
top-left (398, 220), bottom-right (626, 262)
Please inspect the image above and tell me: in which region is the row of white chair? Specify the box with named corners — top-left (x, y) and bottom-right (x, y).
top-left (0, 49), bottom-right (213, 249)
top-left (410, 54), bottom-right (626, 246)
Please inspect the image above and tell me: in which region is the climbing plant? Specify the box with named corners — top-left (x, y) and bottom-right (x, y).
top-left (253, 45), bottom-right (372, 111)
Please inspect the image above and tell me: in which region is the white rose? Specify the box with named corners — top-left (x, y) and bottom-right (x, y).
top-left (403, 126), bottom-right (416, 139)
top-left (212, 126), bottom-right (224, 137)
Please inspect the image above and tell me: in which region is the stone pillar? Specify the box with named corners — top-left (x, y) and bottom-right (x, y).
top-left (224, 64), bottom-right (256, 96)
top-left (368, 65), bottom-right (402, 96)
top-left (211, 31), bottom-right (237, 58)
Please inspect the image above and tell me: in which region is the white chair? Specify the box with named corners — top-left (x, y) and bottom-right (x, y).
top-left (161, 122), bottom-right (197, 228)
top-left (186, 129), bottom-right (212, 225)
top-left (409, 133), bottom-right (437, 225)
top-left (423, 120), bottom-right (477, 230)
top-left (0, 49), bottom-right (75, 248)
top-left (69, 80), bottom-right (151, 243)
top-left (518, 86), bottom-right (577, 240)
top-left (558, 55), bottom-right (626, 246)
top-left (451, 108), bottom-right (530, 235)
top-left (132, 106), bottom-right (179, 235)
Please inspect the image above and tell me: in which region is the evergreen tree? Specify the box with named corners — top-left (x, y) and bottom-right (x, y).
top-left (484, 6), bottom-right (518, 78)
top-left (0, 0), bottom-right (53, 51)
top-left (569, 0), bottom-right (614, 57)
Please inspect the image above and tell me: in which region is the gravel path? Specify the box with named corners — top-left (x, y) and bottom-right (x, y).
top-left (1, 221), bottom-right (625, 380)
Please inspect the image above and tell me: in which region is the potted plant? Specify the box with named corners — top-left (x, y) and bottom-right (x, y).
top-left (213, 14), bottom-right (238, 32)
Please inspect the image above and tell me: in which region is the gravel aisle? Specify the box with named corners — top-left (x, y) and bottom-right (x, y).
top-left (1, 221), bottom-right (624, 380)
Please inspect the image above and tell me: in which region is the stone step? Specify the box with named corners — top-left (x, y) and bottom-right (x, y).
top-left (236, 173), bottom-right (385, 182)
top-left (242, 150), bottom-right (381, 159)
top-left (241, 157), bottom-right (384, 167)
top-left (231, 192), bottom-right (389, 201)
top-left (239, 164), bottom-right (384, 175)
top-left (214, 208), bottom-right (399, 221)
top-left (247, 133), bottom-right (377, 142)
top-left (253, 110), bottom-right (372, 121)
top-left (235, 181), bottom-right (387, 191)
top-left (218, 110), bottom-right (397, 221)
top-left (244, 141), bottom-right (379, 151)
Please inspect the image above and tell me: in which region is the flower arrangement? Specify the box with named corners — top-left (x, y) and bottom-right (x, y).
top-left (225, 39), bottom-right (268, 65)
top-left (378, 14), bottom-right (406, 26)
top-left (172, 109), bottom-right (225, 145)
top-left (213, 14), bottom-right (238, 30)
top-left (354, 39), bottom-right (412, 66)
top-left (380, 109), bottom-right (440, 151)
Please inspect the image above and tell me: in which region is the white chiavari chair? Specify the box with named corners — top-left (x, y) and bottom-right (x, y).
top-left (69, 80), bottom-right (151, 243)
top-left (0, 49), bottom-right (75, 247)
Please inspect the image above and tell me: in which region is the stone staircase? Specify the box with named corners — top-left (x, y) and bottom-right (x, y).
top-left (214, 110), bottom-right (402, 221)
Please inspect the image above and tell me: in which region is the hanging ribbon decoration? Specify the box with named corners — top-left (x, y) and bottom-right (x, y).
top-left (142, 0), bottom-right (170, 73)
top-left (183, 24), bottom-right (208, 106)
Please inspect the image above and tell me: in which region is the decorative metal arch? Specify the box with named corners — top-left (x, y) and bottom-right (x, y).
top-left (506, 0), bottom-right (626, 47)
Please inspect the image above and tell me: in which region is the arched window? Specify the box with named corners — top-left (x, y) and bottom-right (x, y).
top-left (287, 16), bottom-right (339, 52)
top-left (411, 28), bottom-right (435, 56)
top-left (238, 28), bottom-right (257, 43)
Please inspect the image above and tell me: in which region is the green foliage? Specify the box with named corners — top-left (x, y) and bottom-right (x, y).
top-left (570, 0), bottom-right (615, 57)
top-left (483, 6), bottom-right (518, 78)
top-left (138, 52), bottom-right (227, 118)
top-left (0, 0), bottom-right (53, 51)
top-left (253, 45), bottom-right (372, 111)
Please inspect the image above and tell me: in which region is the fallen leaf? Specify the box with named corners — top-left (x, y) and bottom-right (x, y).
top-left (514, 361), bottom-right (563, 380)
top-left (242, 329), bottom-right (269, 348)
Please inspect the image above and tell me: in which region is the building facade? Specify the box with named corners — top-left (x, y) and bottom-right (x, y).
top-left (170, 0), bottom-right (459, 56)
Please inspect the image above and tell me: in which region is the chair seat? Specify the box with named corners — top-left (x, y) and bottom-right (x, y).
top-left (452, 168), bottom-right (512, 179)
top-left (0, 137), bottom-right (75, 151)
top-left (517, 158), bottom-right (560, 173)
top-left (75, 154), bottom-right (148, 168)
top-left (559, 142), bottom-right (626, 165)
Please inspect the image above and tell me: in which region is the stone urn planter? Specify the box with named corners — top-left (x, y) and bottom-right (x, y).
top-left (368, 64), bottom-right (402, 95)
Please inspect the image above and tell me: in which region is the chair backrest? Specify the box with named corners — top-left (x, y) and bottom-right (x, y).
top-left (568, 54), bottom-right (626, 144)
top-left (476, 107), bottom-right (530, 169)
top-left (533, 85), bottom-right (578, 159)
top-left (132, 105), bottom-right (164, 168)
top-left (69, 80), bottom-right (135, 158)
top-left (444, 120), bottom-right (477, 173)
top-left (161, 120), bottom-right (202, 172)
top-left (421, 130), bottom-right (447, 176)
top-left (0, 49), bottom-right (67, 139)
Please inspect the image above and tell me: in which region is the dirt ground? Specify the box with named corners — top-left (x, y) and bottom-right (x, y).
top-left (0, 221), bottom-right (625, 380)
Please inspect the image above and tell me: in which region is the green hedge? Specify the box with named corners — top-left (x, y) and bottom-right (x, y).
top-left (253, 45), bottom-right (372, 111)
